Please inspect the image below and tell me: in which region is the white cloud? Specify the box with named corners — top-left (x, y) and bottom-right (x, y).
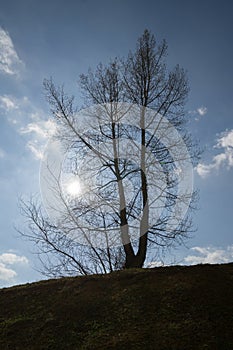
top-left (20, 120), bottom-right (56, 139)
top-left (0, 95), bottom-right (18, 111)
top-left (0, 95), bottom-right (30, 123)
top-left (147, 261), bottom-right (164, 268)
top-left (0, 94), bottom-right (46, 127)
top-left (0, 27), bottom-right (23, 76)
top-left (27, 140), bottom-right (44, 160)
top-left (184, 245), bottom-right (233, 265)
top-left (189, 106), bottom-right (207, 121)
top-left (20, 120), bottom-right (57, 160)
top-left (216, 129), bottom-right (233, 149)
top-left (196, 163), bottom-right (212, 178)
top-left (0, 253), bottom-right (29, 265)
top-left (0, 253), bottom-right (29, 282)
top-left (0, 95), bottom-right (38, 132)
top-left (0, 92), bottom-right (55, 161)
top-left (197, 107), bottom-right (207, 116)
top-left (0, 263), bottom-right (17, 281)
top-left (196, 129), bottom-right (233, 178)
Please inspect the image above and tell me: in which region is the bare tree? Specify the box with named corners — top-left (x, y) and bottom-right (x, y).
top-left (19, 30), bottom-right (199, 277)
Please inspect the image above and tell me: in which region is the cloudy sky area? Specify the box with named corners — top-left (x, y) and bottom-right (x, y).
top-left (0, 0), bottom-right (233, 287)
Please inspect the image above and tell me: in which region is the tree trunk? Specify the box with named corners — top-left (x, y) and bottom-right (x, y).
top-left (124, 254), bottom-right (144, 269)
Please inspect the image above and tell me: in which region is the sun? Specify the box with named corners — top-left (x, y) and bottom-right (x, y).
top-left (65, 178), bottom-right (83, 197)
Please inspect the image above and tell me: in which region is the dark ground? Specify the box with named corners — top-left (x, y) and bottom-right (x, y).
top-left (0, 263), bottom-right (233, 349)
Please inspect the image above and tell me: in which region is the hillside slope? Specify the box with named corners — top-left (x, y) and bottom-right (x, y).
top-left (0, 263), bottom-right (233, 349)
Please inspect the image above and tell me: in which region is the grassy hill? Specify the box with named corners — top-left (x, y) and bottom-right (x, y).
top-left (0, 263), bottom-right (233, 349)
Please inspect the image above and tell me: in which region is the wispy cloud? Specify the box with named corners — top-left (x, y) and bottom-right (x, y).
top-left (0, 95), bottom-right (32, 127)
top-left (0, 93), bottom-right (55, 160)
top-left (20, 120), bottom-right (57, 160)
top-left (20, 120), bottom-right (56, 139)
top-left (189, 106), bottom-right (207, 121)
top-left (0, 252), bottom-right (29, 282)
top-left (184, 246), bottom-right (233, 265)
top-left (26, 140), bottom-right (44, 160)
top-left (0, 95), bottom-right (19, 111)
top-left (0, 27), bottom-right (24, 76)
top-left (197, 107), bottom-right (207, 116)
top-left (196, 129), bottom-right (233, 178)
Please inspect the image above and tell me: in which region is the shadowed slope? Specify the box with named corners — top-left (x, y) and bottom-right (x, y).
top-left (0, 263), bottom-right (233, 349)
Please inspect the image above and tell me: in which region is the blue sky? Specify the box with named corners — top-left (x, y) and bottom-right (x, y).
top-left (0, 0), bottom-right (233, 287)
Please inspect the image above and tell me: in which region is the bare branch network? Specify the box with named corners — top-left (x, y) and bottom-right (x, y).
top-left (19, 30), bottom-right (200, 277)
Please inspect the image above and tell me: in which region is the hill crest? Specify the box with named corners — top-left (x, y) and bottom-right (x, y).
top-left (0, 263), bottom-right (233, 349)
